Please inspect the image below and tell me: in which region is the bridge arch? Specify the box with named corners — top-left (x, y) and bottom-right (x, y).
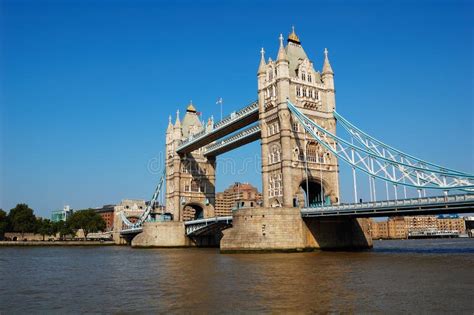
top-left (183, 203), bottom-right (205, 221)
top-left (299, 178), bottom-right (328, 208)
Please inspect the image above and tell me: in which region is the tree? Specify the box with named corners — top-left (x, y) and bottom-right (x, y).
top-left (54, 221), bottom-right (74, 240)
top-left (8, 204), bottom-right (37, 238)
top-left (67, 209), bottom-right (106, 239)
top-left (36, 218), bottom-right (55, 241)
top-left (0, 209), bottom-right (7, 240)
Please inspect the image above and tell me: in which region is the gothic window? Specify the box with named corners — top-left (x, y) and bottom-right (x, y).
top-left (191, 180), bottom-right (199, 192)
top-left (307, 141), bottom-right (319, 163)
top-left (303, 88), bottom-right (307, 97)
top-left (270, 145), bottom-right (281, 164)
top-left (269, 124), bottom-right (275, 135)
top-left (269, 172), bottom-right (283, 197)
top-left (296, 86), bottom-right (301, 97)
top-left (316, 91), bottom-right (320, 100)
top-left (292, 121), bottom-right (299, 132)
top-left (302, 72), bottom-right (306, 81)
top-left (308, 74), bottom-right (312, 83)
top-left (309, 89), bottom-right (314, 98)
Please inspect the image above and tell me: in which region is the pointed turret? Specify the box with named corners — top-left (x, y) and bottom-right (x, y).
top-left (174, 110), bottom-right (181, 128)
top-left (258, 47), bottom-right (266, 75)
top-left (322, 48), bottom-right (334, 74)
top-left (277, 34), bottom-right (288, 62)
top-left (287, 26), bottom-right (301, 45)
top-left (167, 115), bottom-right (173, 132)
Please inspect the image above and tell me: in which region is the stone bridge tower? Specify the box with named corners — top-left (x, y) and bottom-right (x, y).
top-left (258, 28), bottom-right (340, 209)
top-left (165, 103), bottom-right (216, 221)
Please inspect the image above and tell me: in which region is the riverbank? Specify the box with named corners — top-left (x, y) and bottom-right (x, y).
top-left (0, 240), bottom-right (116, 246)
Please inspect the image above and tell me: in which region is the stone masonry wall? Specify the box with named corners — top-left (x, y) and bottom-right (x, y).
top-left (131, 221), bottom-right (195, 248)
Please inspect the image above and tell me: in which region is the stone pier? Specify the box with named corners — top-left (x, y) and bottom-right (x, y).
top-left (131, 221), bottom-right (195, 248)
top-left (220, 207), bottom-right (372, 253)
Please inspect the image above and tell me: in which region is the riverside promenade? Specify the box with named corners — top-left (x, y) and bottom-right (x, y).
top-left (0, 241), bottom-right (115, 246)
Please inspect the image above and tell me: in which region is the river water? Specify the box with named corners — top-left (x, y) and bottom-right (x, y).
top-left (0, 239), bottom-right (473, 313)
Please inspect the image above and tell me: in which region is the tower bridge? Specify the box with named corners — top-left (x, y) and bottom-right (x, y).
top-left (117, 28), bottom-right (474, 250)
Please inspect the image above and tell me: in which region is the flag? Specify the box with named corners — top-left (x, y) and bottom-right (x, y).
top-left (216, 97), bottom-right (223, 105)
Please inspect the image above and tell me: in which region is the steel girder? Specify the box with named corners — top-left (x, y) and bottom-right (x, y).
top-left (287, 100), bottom-right (474, 191)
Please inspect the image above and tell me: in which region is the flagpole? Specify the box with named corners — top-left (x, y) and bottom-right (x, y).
top-left (216, 97), bottom-right (223, 121)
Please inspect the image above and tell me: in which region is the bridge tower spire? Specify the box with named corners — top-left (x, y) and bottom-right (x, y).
top-left (165, 102), bottom-right (216, 222)
top-left (322, 48), bottom-right (335, 112)
top-left (257, 27), bottom-right (340, 208)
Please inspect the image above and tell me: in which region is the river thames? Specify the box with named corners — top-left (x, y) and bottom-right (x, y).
top-left (0, 239), bottom-right (473, 313)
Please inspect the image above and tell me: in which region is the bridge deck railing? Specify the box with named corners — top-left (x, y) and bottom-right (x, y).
top-left (178, 101), bottom-right (258, 150)
top-left (302, 194), bottom-right (474, 213)
top-left (204, 124), bottom-right (261, 154)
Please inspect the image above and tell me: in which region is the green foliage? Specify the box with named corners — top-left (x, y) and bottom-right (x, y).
top-left (67, 209), bottom-right (106, 239)
top-left (0, 209), bottom-right (7, 239)
top-left (36, 218), bottom-right (56, 240)
top-left (54, 221), bottom-right (74, 239)
top-left (8, 204), bottom-right (37, 236)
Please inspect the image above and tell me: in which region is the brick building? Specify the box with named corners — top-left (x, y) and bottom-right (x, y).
top-left (95, 204), bottom-right (115, 231)
top-left (214, 182), bottom-right (262, 217)
top-left (369, 215), bottom-right (467, 239)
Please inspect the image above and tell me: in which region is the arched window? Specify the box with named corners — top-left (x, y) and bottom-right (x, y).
top-left (273, 145), bottom-right (281, 163)
top-left (302, 72), bottom-right (306, 81)
top-left (307, 141), bottom-right (319, 163)
top-left (308, 74), bottom-right (312, 82)
top-left (296, 86), bottom-right (301, 97)
top-left (191, 180), bottom-right (199, 192)
top-left (303, 88), bottom-right (307, 97)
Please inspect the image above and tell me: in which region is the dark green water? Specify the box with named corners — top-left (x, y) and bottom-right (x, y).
top-left (1, 239), bottom-right (473, 313)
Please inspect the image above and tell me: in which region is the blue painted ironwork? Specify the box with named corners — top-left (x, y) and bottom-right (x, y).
top-left (287, 100), bottom-right (474, 191)
top-left (204, 124), bottom-right (261, 156)
top-left (121, 168), bottom-right (166, 229)
top-left (301, 193), bottom-right (474, 218)
top-left (334, 111), bottom-right (471, 177)
top-left (177, 100), bottom-right (258, 152)
top-left (184, 216), bottom-right (233, 236)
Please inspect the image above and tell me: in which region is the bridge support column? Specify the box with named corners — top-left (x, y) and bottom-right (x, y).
top-left (131, 221), bottom-right (196, 248)
top-left (220, 207), bottom-right (372, 252)
top-left (303, 217), bottom-right (373, 250)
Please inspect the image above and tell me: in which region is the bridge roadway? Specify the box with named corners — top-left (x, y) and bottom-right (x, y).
top-left (301, 194), bottom-right (474, 218)
top-left (177, 101), bottom-right (258, 154)
top-left (121, 194), bottom-right (474, 237)
top-left (204, 124), bottom-right (261, 156)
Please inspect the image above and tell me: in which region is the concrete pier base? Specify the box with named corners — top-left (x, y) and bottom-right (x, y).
top-left (220, 207), bottom-right (372, 253)
top-left (131, 221), bottom-right (195, 248)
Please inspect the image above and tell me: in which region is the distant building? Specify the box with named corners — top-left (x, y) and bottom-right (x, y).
top-left (214, 182), bottom-right (262, 217)
top-left (405, 215), bottom-right (438, 232)
top-left (436, 214), bottom-right (465, 233)
top-left (94, 204), bottom-right (115, 231)
top-left (465, 217), bottom-right (474, 237)
top-left (369, 215), bottom-right (467, 239)
top-left (369, 217), bottom-right (406, 239)
top-left (51, 205), bottom-right (73, 222)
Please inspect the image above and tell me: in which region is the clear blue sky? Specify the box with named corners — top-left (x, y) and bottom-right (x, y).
top-left (1, 0), bottom-right (473, 217)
